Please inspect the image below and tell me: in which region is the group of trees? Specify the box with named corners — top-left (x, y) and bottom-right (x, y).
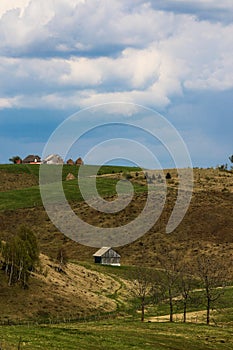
top-left (218, 155), bottom-right (233, 170)
top-left (9, 156), bottom-right (22, 164)
top-left (0, 226), bottom-right (39, 288)
top-left (131, 248), bottom-right (230, 325)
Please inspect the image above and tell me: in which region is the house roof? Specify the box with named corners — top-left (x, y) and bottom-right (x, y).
top-left (43, 154), bottom-right (64, 164)
top-left (93, 247), bottom-right (120, 257)
top-left (75, 157), bottom-right (84, 165)
top-left (22, 155), bottom-right (41, 163)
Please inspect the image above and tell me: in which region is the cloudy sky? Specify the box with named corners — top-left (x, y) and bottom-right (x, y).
top-left (0, 0), bottom-right (232, 168)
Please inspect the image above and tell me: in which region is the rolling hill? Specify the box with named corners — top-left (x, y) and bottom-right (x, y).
top-left (0, 164), bottom-right (233, 326)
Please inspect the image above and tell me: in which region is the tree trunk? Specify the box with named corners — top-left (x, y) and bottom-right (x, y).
top-left (141, 298), bottom-right (145, 322)
top-left (8, 261), bottom-right (14, 286)
top-left (18, 337), bottom-right (22, 350)
top-left (183, 299), bottom-right (187, 323)
top-left (207, 297), bottom-right (210, 325)
top-left (18, 259), bottom-right (23, 281)
top-left (169, 289), bottom-right (173, 322)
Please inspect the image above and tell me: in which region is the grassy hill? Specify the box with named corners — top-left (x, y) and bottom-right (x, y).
top-left (0, 164), bottom-right (233, 349)
top-left (0, 164), bottom-right (233, 259)
top-left (0, 165), bottom-right (233, 263)
top-left (0, 164), bottom-right (141, 191)
top-left (0, 254), bottom-right (131, 324)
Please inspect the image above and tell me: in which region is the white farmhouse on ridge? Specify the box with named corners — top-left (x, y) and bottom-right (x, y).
top-left (43, 154), bottom-right (64, 164)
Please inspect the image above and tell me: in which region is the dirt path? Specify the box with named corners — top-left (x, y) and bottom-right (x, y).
top-left (148, 310), bottom-right (212, 324)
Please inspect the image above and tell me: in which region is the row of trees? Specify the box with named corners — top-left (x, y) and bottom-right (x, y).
top-left (219, 155), bottom-right (233, 170)
top-left (131, 248), bottom-right (230, 325)
top-left (0, 226), bottom-right (39, 288)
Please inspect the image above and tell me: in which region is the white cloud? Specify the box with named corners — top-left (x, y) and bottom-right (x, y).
top-left (0, 0), bottom-right (30, 18)
top-left (0, 0), bottom-right (232, 111)
top-left (0, 96), bottom-right (20, 109)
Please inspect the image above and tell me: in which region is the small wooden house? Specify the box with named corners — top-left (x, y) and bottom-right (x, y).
top-left (66, 158), bottom-right (74, 165)
top-left (93, 247), bottom-right (121, 266)
top-left (75, 157), bottom-right (84, 166)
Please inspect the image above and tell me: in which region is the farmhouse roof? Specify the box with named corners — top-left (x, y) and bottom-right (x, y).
top-left (93, 247), bottom-right (120, 257)
top-left (66, 158), bottom-right (74, 165)
top-left (43, 154), bottom-right (64, 164)
top-left (22, 155), bottom-right (41, 163)
top-left (75, 157), bottom-right (84, 165)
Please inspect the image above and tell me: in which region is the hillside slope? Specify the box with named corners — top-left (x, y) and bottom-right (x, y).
top-left (0, 165), bottom-right (233, 323)
top-left (0, 253), bottom-right (129, 323)
top-left (0, 167), bottom-right (233, 264)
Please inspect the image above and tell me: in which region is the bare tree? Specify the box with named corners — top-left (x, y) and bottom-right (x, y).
top-left (178, 265), bottom-right (196, 323)
top-left (156, 248), bottom-right (184, 322)
top-left (131, 266), bottom-right (155, 322)
top-left (56, 246), bottom-right (68, 272)
top-left (195, 253), bottom-right (229, 325)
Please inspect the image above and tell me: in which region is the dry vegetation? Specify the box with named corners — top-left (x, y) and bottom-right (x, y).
top-left (0, 166), bottom-right (233, 323)
top-left (0, 170), bottom-right (38, 191)
top-left (0, 253), bottom-right (130, 323)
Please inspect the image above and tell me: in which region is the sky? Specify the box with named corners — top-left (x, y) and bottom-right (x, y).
top-left (0, 0), bottom-right (232, 168)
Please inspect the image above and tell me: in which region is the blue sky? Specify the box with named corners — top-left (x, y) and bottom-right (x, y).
top-left (0, 0), bottom-right (232, 168)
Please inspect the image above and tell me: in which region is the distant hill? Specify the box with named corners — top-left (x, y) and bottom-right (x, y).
top-left (0, 165), bottom-right (233, 262)
top-left (0, 164), bottom-right (141, 192)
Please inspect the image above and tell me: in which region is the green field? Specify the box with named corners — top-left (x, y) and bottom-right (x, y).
top-left (0, 178), bottom-right (147, 210)
top-left (0, 164), bottom-right (146, 210)
top-left (0, 164), bottom-right (142, 180)
top-left (0, 320), bottom-right (232, 350)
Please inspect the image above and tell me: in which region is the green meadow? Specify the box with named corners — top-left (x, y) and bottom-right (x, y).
top-left (0, 164), bottom-right (145, 210)
top-left (0, 320), bottom-right (232, 350)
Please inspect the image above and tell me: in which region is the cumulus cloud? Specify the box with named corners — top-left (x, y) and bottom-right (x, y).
top-left (0, 0), bottom-right (30, 18)
top-left (0, 0), bottom-right (232, 112)
top-left (0, 0), bottom-right (232, 58)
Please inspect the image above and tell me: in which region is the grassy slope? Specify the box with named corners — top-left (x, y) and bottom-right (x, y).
top-left (0, 321), bottom-right (233, 350)
top-left (0, 166), bottom-right (233, 263)
top-left (0, 164), bottom-right (233, 349)
top-left (0, 177), bottom-right (147, 210)
top-left (0, 260), bottom-right (233, 348)
top-left (0, 164), bottom-right (141, 181)
top-left (0, 164), bottom-right (144, 210)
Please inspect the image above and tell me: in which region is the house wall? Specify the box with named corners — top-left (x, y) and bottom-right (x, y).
top-left (101, 249), bottom-right (120, 265)
top-left (101, 257), bottom-right (120, 265)
top-left (94, 256), bottom-right (102, 264)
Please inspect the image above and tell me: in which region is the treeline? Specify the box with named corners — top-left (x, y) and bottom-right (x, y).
top-left (0, 226), bottom-right (39, 288)
top-left (131, 246), bottom-right (231, 325)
